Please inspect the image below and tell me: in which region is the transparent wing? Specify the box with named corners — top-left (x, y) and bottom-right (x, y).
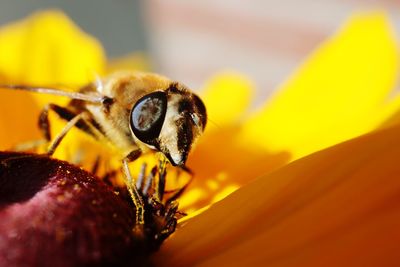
top-left (0, 84), bottom-right (105, 103)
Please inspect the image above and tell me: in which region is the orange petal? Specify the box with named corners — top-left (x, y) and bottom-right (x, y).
top-left (154, 124), bottom-right (400, 266)
top-left (0, 89), bottom-right (41, 148)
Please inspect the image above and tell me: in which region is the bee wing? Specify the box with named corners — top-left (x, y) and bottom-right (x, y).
top-left (0, 84), bottom-right (105, 103)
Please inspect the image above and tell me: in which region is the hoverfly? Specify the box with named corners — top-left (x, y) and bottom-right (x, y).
top-left (0, 71), bottom-right (207, 244)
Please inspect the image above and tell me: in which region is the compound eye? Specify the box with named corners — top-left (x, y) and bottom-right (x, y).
top-left (130, 91), bottom-right (167, 143)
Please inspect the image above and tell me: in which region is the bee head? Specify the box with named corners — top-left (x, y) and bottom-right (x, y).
top-left (129, 83), bottom-right (207, 166)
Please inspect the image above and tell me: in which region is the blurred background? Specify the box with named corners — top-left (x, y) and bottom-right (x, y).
top-left (1, 0), bottom-right (399, 104)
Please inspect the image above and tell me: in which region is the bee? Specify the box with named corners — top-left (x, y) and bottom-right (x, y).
top-left (0, 71), bottom-right (207, 241)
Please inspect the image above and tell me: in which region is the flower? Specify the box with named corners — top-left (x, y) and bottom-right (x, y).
top-left (0, 152), bottom-right (141, 266)
top-left (1, 9), bottom-right (400, 266)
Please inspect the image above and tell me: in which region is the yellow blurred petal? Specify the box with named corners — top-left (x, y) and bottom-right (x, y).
top-left (154, 123), bottom-right (400, 267)
top-left (0, 10), bottom-right (106, 147)
top-left (241, 12), bottom-right (399, 160)
top-left (201, 72), bottom-right (254, 127)
top-left (0, 9), bottom-right (105, 86)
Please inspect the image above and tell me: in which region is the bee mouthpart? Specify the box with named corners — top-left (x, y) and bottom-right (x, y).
top-left (168, 153), bottom-right (188, 167)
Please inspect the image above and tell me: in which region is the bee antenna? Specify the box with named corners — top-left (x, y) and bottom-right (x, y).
top-left (207, 117), bottom-right (221, 130)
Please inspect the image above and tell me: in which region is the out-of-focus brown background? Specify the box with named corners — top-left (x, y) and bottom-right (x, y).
top-left (1, 0), bottom-right (399, 103)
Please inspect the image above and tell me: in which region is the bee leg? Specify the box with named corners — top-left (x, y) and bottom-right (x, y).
top-left (156, 159), bottom-right (167, 201)
top-left (40, 103), bottom-right (105, 142)
top-left (3, 109), bottom-right (85, 165)
top-left (90, 155), bottom-right (101, 175)
top-left (121, 150), bottom-right (146, 228)
top-left (101, 169), bottom-right (119, 187)
top-left (135, 163), bottom-right (147, 191)
top-left (8, 103), bottom-right (63, 152)
top-left (46, 113), bottom-right (85, 156)
top-left (39, 103), bottom-right (80, 139)
top-left (159, 200), bottom-right (178, 240)
top-left (142, 166), bottom-right (157, 197)
top-left (43, 105), bottom-right (107, 157)
top-left (15, 103), bottom-right (78, 154)
top-left (38, 104), bottom-right (55, 142)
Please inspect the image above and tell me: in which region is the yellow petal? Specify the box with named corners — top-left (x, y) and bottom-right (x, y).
top-left (154, 123), bottom-right (400, 267)
top-left (241, 12), bottom-right (399, 160)
top-left (0, 9), bottom-right (105, 86)
top-left (201, 72), bottom-right (254, 128)
top-left (0, 10), bottom-right (106, 148)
